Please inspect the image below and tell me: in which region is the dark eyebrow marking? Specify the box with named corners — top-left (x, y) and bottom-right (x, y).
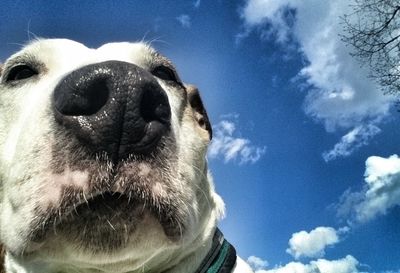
top-left (4, 54), bottom-right (36, 67)
top-left (3, 54), bottom-right (36, 72)
top-left (150, 51), bottom-right (178, 71)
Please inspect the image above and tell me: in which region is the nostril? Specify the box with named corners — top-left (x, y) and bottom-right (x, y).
top-left (140, 84), bottom-right (171, 124)
top-left (54, 78), bottom-right (110, 116)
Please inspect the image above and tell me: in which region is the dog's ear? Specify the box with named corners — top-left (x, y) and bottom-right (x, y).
top-left (186, 85), bottom-right (212, 140)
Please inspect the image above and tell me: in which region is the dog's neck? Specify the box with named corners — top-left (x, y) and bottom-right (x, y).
top-left (4, 223), bottom-right (219, 273)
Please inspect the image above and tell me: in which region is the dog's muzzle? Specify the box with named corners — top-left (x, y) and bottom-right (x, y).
top-left (53, 61), bottom-right (171, 162)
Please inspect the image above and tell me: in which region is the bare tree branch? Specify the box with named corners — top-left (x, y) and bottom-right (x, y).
top-left (341, 0), bottom-right (400, 94)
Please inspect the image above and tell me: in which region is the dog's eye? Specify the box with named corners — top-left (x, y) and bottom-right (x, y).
top-left (6, 65), bottom-right (38, 82)
top-left (151, 66), bottom-right (179, 83)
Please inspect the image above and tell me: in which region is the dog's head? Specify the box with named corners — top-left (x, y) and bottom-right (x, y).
top-left (0, 39), bottom-right (224, 268)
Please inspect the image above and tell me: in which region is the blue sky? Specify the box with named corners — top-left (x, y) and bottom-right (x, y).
top-left (1, 1), bottom-right (400, 272)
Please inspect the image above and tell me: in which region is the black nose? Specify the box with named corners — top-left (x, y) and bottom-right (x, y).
top-left (53, 61), bottom-right (171, 162)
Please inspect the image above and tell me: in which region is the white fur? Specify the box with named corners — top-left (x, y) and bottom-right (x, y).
top-left (0, 39), bottom-right (253, 273)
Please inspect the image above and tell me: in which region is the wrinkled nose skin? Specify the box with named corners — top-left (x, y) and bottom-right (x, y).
top-left (53, 61), bottom-right (171, 163)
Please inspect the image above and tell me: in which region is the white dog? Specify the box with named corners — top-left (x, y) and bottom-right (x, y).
top-left (0, 39), bottom-right (254, 273)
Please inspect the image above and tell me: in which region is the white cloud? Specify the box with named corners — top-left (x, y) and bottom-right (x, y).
top-left (322, 124), bottom-right (381, 162)
top-left (176, 14), bottom-right (191, 28)
top-left (194, 0), bottom-right (201, 8)
top-left (337, 154), bottom-right (400, 223)
top-left (238, 0), bottom-right (296, 44)
top-left (286, 226), bottom-right (346, 259)
top-left (257, 255), bottom-right (360, 273)
top-left (208, 118), bottom-right (266, 164)
top-left (247, 256), bottom-right (269, 271)
top-left (238, 0), bottom-right (394, 158)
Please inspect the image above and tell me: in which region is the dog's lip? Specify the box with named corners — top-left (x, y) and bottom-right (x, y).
top-left (77, 191), bottom-right (132, 210)
top-left (86, 191), bottom-right (127, 201)
top-left (78, 191), bottom-right (129, 207)
top-left (30, 190), bottom-right (136, 245)
top-left (60, 190), bottom-right (133, 217)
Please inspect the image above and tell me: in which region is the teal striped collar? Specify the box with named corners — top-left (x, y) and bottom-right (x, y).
top-left (195, 228), bottom-right (237, 273)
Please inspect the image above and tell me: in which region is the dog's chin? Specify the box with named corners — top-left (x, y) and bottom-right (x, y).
top-left (30, 189), bottom-right (184, 254)
top-left (27, 153), bottom-right (189, 254)
top-left (52, 192), bottom-right (146, 252)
